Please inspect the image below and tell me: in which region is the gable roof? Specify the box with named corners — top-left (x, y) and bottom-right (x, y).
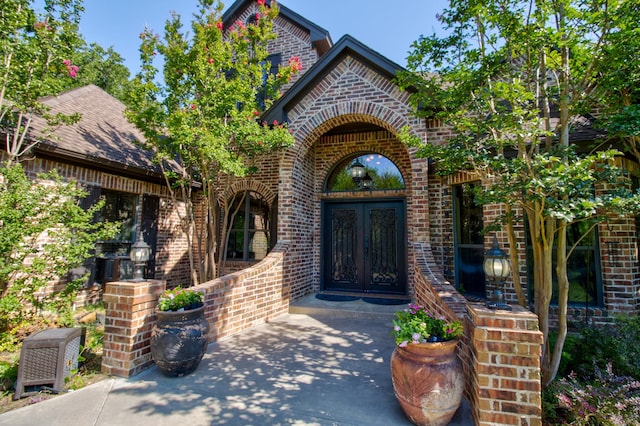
top-left (29, 85), bottom-right (165, 181)
top-left (223, 0), bottom-right (332, 56)
top-left (262, 34), bottom-right (406, 124)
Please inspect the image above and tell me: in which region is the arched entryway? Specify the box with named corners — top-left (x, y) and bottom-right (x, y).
top-left (320, 152), bottom-right (408, 296)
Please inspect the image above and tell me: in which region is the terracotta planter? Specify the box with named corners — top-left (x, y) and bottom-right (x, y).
top-left (390, 339), bottom-right (463, 426)
top-left (150, 304), bottom-right (210, 377)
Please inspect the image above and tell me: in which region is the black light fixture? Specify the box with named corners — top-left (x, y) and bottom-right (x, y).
top-left (130, 233), bottom-right (151, 282)
top-left (362, 172), bottom-right (373, 190)
top-left (349, 158), bottom-right (373, 190)
top-left (349, 159), bottom-right (365, 182)
top-left (483, 235), bottom-right (512, 310)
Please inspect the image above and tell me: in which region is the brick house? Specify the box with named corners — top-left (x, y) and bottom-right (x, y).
top-left (9, 1), bottom-right (638, 423)
top-left (17, 84), bottom-right (196, 302)
top-left (220, 0), bottom-right (639, 324)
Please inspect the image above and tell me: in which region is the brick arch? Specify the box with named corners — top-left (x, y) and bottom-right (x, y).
top-left (219, 178), bottom-right (276, 207)
top-left (291, 101), bottom-right (422, 158)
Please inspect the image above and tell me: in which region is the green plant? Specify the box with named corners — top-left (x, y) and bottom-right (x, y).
top-left (551, 364), bottom-right (640, 425)
top-left (392, 304), bottom-right (463, 346)
top-left (559, 315), bottom-right (640, 380)
top-left (0, 165), bottom-right (118, 333)
top-left (157, 287), bottom-right (204, 312)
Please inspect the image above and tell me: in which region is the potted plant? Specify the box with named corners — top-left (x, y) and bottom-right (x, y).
top-left (150, 287), bottom-right (210, 377)
top-left (390, 304), bottom-right (464, 426)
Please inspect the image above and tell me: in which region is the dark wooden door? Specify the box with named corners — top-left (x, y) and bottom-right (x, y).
top-left (322, 200), bottom-right (407, 295)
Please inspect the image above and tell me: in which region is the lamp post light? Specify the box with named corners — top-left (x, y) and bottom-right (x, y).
top-left (349, 158), bottom-right (374, 190)
top-left (130, 234), bottom-right (151, 282)
top-left (349, 158), bottom-right (365, 186)
top-left (361, 172), bottom-right (373, 190)
top-left (483, 235), bottom-right (512, 311)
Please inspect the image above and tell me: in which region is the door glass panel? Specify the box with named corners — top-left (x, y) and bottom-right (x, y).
top-left (331, 208), bottom-right (358, 283)
top-left (369, 208), bottom-right (399, 286)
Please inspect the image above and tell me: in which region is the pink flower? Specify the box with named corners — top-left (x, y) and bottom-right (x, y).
top-left (190, 104), bottom-right (196, 110)
top-left (288, 56), bottom-right (302, 72)
top-left (63, 60), bottom-right (78, 78)
top-left (257, 0), bottom-right (266, 5)
top-left (208, 58), bottom-right (214, 64)
top-left (34, 21), bottom-right (50, 31)
top-left (216, 21), bottom-right (223, 31)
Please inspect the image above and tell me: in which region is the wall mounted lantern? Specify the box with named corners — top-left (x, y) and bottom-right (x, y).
top-left (130, 234), bottom-right (151, 282)
top-left (349, 158), bottom-right (372, 190)
top-left (483, 235), bottom-right (512, 310)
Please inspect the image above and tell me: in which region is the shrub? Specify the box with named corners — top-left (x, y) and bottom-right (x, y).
top-left (563, 315), bottom-right (640, 380)
top-left (552, 364), bottom-right (640, 425)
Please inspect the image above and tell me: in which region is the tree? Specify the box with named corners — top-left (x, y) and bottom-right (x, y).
top-left (0, 164), bottom-right (117, 335)
top-left (0, 1), bottom-right (119, 337)
top-left (61, 42), bottom-right (133, 101)
top-left (1, 0), bottom-right (84, 166)
top-left (126, 0), bottom-right (301, 284)
top-left (397, 0), bottom-right (640, 386)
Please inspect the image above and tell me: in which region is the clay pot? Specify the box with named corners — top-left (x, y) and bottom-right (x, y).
top-left (150, 304), bottom-right (210, 377)
top-left (390, 339), bottom-right (463, 426)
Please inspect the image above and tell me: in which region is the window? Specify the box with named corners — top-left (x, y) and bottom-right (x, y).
top-left (453, 182), bottom-right (485, 298)
top-left (325, 153), bottom-right (405, 192)
top-left (225, 191), bottom-right (272, 261)
top-left (527, 221), bottom-right (602, 306)
top-left (94, 190), bottom-right (138, 283)
top-left (97, 190), bottom-right (137, 243)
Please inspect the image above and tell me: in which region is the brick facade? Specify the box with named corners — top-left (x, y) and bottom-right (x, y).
top-left (17, 156), bottom-right (194, 297)
top-left (20, 2), bottom-right (640, 424)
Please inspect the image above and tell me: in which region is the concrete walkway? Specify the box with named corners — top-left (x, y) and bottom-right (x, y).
top-left (0, 298), bottom-right (474, 425)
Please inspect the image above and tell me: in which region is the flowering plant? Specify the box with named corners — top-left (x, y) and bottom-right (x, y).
top-left (392, 304), bottom-right (463, 347)
top-left (158, 286), bottom-right (204, 312)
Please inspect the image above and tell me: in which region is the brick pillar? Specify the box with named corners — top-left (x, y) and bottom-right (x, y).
top-left (467, 304), bottom-right (543, 426)
top-left (101, 280), bottom-right (166, 377)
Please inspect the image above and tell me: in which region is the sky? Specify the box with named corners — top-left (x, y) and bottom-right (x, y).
top-left (73, 0), bottom-right (450, 74)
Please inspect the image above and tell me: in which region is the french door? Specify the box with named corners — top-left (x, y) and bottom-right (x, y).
top-left (322, 200), bottom-right (407, 295)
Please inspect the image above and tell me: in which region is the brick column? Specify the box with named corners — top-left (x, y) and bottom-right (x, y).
top-left (466, 304), bottom-right (543, 426)
top-left (101, 280), bottom-right (166, 377)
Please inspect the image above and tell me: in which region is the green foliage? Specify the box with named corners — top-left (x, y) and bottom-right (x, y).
top-left (125, 0), bottom-right (301, 282)
top-left (60, 42), bottom-right (133, 101)
top-left (396, 0), bottom-right (640, 385)
top-left (0, 164), bottom-right (118, 333)
top-left (545, 365), bottom-right (640, 425)
top-left (0, 0), bottom-right (85, 165)
top-left (391, 303), bottom-right (463, 346)
top-left (561, 316), bottom-right (640, 380)
top-left (157, 286), bottom-right (204, 312)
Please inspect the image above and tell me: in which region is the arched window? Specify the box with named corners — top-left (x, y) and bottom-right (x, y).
top-left (225, 191), bottom-right (272, 261)
top-left (325, 153), bottom-right (405, 192)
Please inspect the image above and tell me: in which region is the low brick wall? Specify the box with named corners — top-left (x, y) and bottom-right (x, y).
top-left (101, 241), bottom-right (290, 377)
top-left (101, 279), bottom-right (165, 377)
top-left (412, 242), bottom-right (543, 425)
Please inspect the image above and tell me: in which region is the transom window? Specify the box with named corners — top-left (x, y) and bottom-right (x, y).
top-left (325, 153), bottom-right (405, 192)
